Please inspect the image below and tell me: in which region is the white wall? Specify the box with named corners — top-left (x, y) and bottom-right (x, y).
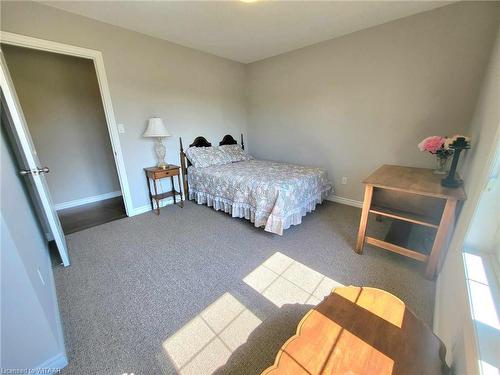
top-left (2, 45), bottom-right (121, 206)
top-left (246, 2), bottom-right (500, 202)
top-left (465, 150), bottom-right (500, 254)
top-left (434, 26), bottom-right (500, 374)
top-left (1, 0), bottom-right (247, 214)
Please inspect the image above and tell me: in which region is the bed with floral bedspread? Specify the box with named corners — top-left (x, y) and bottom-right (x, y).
top-left (187, 159), bottom-right (331, 235)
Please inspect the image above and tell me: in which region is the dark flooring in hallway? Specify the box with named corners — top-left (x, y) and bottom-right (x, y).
top-left (58, 196), bottom-right (126, 234)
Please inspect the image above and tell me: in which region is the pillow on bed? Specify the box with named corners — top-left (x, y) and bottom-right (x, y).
top-left (218, 144), bottom-right (253, 162)
top-left (185, 146), bottom-right (231, 168)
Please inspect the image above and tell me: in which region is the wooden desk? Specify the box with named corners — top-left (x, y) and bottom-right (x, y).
top-left (263, 286), bottom-right (449, 375)
top-left (356, 165), bottom-right (466, 279)
top-left (144, 165), bottom-right (183, 215)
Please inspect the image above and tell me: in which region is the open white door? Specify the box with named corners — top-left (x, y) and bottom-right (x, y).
top-left (0, 51), bottom-right (70, 266)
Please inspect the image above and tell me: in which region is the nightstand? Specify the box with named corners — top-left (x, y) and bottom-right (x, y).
top-left (144, 165), bottom-right (183, 215)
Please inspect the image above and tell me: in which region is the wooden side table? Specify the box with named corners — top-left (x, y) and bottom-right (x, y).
top-left (263, 286), bottom-right (449, 375)
top-left (144, 165), bottom-right (183, 215)
top-left (355, 165), bottom-right (466, 279)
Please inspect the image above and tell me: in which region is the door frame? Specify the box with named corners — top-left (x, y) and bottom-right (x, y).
top-left (0, 31), bottom-right (133, 217)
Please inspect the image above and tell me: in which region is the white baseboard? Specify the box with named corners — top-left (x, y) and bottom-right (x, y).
top-left (327, 195), bottom-right (363, 208)
top-left (35, 352), bottom-right (68, 374)
top-left (54, 191), bottom-right (122, 211)
top-left (132, 194), bottom-right (359, 216)
top-left (131, 195), bottom-right (184, 216)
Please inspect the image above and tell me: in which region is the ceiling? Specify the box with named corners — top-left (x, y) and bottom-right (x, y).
top-left (41, 1), bottom-right (452, 63)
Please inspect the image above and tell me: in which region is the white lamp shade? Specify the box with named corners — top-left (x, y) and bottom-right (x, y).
top-left (143, 117), bottom-right (170, 137)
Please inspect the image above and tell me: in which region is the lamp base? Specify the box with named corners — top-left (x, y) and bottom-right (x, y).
top-left (155, 138), bottom-right (168, 170)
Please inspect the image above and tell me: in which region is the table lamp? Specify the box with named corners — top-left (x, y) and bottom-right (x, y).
top-left (143, 117), bottom-right (171, 169)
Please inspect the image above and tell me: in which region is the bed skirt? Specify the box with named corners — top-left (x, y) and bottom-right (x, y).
top-left (188, 189), bottom-right (331, 235)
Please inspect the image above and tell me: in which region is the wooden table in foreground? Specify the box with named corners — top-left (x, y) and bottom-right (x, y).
top-left (263, 286), bottom-right (449, 375)
top-left (355, 165), bottom-right (466, 279)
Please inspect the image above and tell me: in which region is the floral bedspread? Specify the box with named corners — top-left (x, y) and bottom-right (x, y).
top-left (188, 160), bottom-right (332, 235)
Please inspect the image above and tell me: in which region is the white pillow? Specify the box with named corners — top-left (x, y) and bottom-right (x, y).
top-left (218, 144), bottom-right (253, 162)
top-left (185, 146), bottom-right (231, 168)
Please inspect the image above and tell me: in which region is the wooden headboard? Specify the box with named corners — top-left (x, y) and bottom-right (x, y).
top-left (189, 136), bottom-right (212, 148)
top-left (179, 134), bottom-right (244, 198)
top-left (219, 134), bottom-right (244, 149)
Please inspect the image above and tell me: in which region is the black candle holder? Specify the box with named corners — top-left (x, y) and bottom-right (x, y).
top-left (441, 137), bottom-right (470, 188)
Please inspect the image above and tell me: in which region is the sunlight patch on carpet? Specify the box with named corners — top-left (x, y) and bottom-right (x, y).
top-left (243, 252), bottom-right (344, 307)
top-left (163, 292), bottom-right (262, 375)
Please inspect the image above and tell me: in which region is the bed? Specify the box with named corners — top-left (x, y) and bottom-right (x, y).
top-left (179, 134), bottom-right (331, 235)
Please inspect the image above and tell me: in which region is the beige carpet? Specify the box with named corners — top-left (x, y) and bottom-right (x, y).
top-left (53, 201), bottom-right (435, 374)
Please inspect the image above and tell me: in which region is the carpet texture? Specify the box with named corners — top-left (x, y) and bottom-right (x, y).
top-left (53, 201), bottom-right (435, 375)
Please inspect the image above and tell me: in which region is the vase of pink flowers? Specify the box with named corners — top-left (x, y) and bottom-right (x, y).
top-left (418, 136), bottom-right (454, 174)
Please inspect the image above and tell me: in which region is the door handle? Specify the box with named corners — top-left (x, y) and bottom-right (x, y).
top-left (37, 167), bottom-right (50, 174)
top-left (19, 167), bottom-right (50, 176)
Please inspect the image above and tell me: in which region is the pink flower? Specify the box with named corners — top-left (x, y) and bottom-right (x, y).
top-left (418, 136), bottom-right (445, 154)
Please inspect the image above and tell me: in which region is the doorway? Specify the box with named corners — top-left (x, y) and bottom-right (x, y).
top-left (2, 44), bottom-right (126, 234)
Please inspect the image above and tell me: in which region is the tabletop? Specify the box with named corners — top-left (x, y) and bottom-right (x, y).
top-left (263, 286), bottom-right (449, 375)
top-left (363, 164), bottom-right (466, 200)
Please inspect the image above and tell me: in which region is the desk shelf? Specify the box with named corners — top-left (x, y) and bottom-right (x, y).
top-left (369, 205), bottom-right (440, 229)
top-left (365, 236), bottom-right (429, 262)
